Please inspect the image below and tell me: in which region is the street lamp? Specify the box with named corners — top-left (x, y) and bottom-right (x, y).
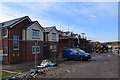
top-left (35, 40), bottom-right (38, 70)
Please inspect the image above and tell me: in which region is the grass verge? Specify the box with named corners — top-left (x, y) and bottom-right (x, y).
top-left (2, 71), bottom-right (17, 78)
top-left (1, 70), bottom-right (22, 78)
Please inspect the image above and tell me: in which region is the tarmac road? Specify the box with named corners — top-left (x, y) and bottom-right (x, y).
top-left (38, 53), bottom-right (118, 78)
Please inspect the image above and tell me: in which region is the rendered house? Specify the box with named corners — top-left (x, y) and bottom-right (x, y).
top-left (44, 26), bottom-right (59, 58)
top-left (0, 16), bottom-right (44, 64)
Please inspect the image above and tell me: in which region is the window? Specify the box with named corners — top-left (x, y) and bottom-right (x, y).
top-left (13, 35), bottom-right (19, 50)
top-left (36, 46), bottom-right (40, 53)
top-left (32, 46), bottom-right (36, 54)
top-left (2, 29), bottom-right (8, 38)
top-left (32, 46), bottom-right (40, 54)
top-left (32, 30), bottom-right (40, 38)
top-left (3, 47), bottom-right (7, 56)
top-left (52, 33), bottom-right (57, 40)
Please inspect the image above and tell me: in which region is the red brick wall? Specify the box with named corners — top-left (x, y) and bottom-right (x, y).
top-left (3, 19), bottom-right (30, 64)
top-left (2, 56), bottom-right (8, 64)
top-left (44, 42), bottom-right (59, 58)
top-left (22, 41), bottom-right (44, 62)
top-left (2, 38), bottom-right (9, 64)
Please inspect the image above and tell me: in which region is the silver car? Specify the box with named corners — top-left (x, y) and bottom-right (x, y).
top-left (113, 47), bottom-right (120, 54)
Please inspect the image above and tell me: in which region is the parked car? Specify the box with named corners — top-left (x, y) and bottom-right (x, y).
top-left (113, 47), bottom-right (120, 54)
top-left (62, 48), bottom-right (92, 61)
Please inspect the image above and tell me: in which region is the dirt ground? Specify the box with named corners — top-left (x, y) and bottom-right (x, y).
top-left (37, 53), bottom-right (118, 78)
top-left (2, 53), bottom-right (119, 78)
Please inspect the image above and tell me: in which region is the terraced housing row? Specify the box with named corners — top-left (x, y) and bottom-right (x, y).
top-left (0, 16), bottom-right (93, 64)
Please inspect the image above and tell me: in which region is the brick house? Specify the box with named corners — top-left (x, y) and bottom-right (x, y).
top-left (0, 16), bottom-right (93, 64)
top-left (44, 26), bottom-right (59, 58)
top-left (0, 16), bottom-right (44, 64)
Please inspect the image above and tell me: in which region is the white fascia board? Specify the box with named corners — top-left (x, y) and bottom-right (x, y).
top-left (10, 16), bottom-right (32, 28)
top-left (27, 22), bottom-right (45, 32)
top-left (50, 27), bottom-right (59, 34)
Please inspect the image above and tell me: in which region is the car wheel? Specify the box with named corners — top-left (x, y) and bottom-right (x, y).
top-left (63, 58), bottom-right (67, 61)
top-left (85, 58), bottom-right (89, 61)
top-left (80, 57), bottom-right (83, 61)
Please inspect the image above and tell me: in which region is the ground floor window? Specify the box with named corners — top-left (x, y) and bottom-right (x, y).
top-left (13, 35), bottom-right (19, 50)
top-left (32, 46), bottom-right (40, 54)
top-left (3, 47), bottom-right (7, 56)
top-left (50, 45), bottom-right (57, 52)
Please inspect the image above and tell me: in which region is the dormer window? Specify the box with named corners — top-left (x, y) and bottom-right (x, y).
top-left (1, 29), bottom-right (8, 38)
top-left (52, 33), bottom-right (57, 40)
top-left (32, 29), bottom-right (40, 38)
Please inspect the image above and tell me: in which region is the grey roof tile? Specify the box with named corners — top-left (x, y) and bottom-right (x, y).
top-left (22, 21), bottom-right (36, 28)
top-left (0, 16), bottom-right (28, 28)
top-left (44, 27), bottom-right (55, 32)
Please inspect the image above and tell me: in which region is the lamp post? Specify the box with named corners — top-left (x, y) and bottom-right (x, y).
top-left (35, 40), bottom-right (38, 70)
top-left (50, 44), bottom-right (57, 64)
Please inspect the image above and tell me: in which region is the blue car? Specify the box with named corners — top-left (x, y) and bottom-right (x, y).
top-left (62, 48), bottom-right (92, 61)
top-left (0, 56), bottom-right (3, 61)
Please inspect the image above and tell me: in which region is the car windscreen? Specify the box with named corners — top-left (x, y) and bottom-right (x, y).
top-left (70, 49), bottom-right (85, 54)
top-left (70, 49), bottom-right (80, 54)
top-left (77, 50), bottom-right (85, 54)
top-left (76, 49), bottom-right (86, 53)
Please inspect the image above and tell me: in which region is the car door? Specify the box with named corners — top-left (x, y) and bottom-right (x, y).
top-left (70, 50), bottom-right (79, 59)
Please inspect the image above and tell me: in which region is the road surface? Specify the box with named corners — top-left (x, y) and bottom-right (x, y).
top-left (38, 53), bottom-right (118, 78)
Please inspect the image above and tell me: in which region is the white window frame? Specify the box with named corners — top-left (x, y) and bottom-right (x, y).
top-left (52, 33), bottom-right (57, 40)
top-left (3, 47), bottom-right (8, 56)
top-left (1, 28), bottom-right (8, 38)
top-left (32, 46), bottom-right (40, 54)
top-left (32, 30), bottom-right (40, 38)
top-left (13, 35), bottom-right (19, 50)
top-left (32, 46), bottom-right (36, 54)
top-left (36, 46), bottom-right (40, 53)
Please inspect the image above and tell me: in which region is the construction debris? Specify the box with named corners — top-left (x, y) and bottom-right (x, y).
top-left (37, 60), bottom-right (57, 68)
top-left (2, 60), bottom-right (57, 80)
top-left (1, 69), bottom-right (45, 80)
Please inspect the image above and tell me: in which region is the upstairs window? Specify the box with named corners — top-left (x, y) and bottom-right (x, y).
top-left (32, 30), bottom-right (40, 38)
top-left (13, 35), bottom-right (19, 50)
top-left (52, 33), bottom-right (57, 40)
top-left (1, 29), bottom-right (8, 38)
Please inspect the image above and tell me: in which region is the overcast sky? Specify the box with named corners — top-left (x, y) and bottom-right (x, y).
top-left (0, 2), bottom-right (118, 42)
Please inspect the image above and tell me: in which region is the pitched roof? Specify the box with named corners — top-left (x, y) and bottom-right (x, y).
top-left (44, 26), bottom-right (56, 32)
top-left (23, 21), bottom-right (36, 28)
top-left (0, 16), bottom-right (31, 28)
top-left (23, 21), bottom-right (45, 31)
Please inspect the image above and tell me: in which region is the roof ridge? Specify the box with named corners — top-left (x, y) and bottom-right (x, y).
top-left (0, 16), bottom-right (31, 28)
top-left (1, 16), bottom-right (28, 23)
top-left (44, 26), bottom-right (55, 28)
